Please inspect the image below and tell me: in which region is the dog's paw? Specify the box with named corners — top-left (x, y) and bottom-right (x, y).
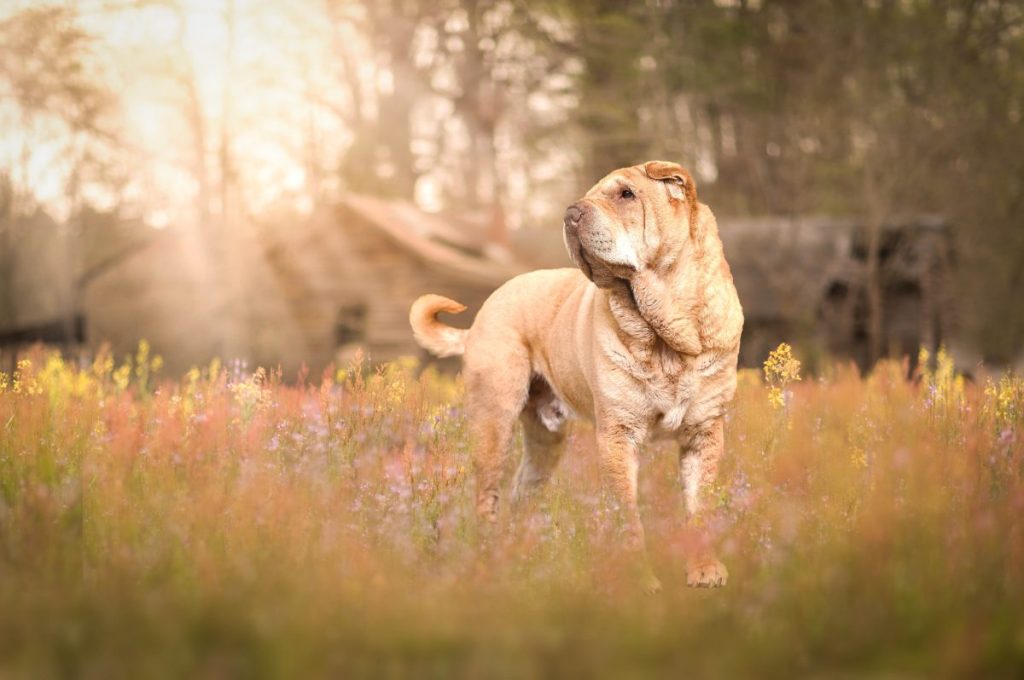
top-left (686, 558), bottom-right (728, 588)
top-left (623, 559), bottom-right (662, 595)
top-left (642, 572), bottom-right (663, 595)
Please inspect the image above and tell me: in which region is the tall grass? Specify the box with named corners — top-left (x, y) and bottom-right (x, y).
top-left (1, 345), bottom-right (1022, 678)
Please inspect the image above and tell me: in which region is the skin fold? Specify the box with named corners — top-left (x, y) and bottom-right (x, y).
top-left (409, 160), bottom-right (744, 590)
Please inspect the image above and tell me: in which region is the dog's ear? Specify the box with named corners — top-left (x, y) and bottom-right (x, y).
top-left (643, 160), bottom-right (696, 202)
top-left (643, 160), bottom-right (699, 235)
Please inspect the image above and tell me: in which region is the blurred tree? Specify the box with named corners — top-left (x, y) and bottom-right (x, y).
top-left (4, 0), bottom-right (1022, 364)
top-left (565, 1), bottom-right (651, 180)
top-left (318, 0), bottom-right (1024, 360)
top-left (0, 5), bottom-right (117, 335)
top-left (324, 0), bottom-right (426, 200)
top-left (323, 0), bottom-right (580, 238)
top-left (550, 0), bottom-right (1024, 363)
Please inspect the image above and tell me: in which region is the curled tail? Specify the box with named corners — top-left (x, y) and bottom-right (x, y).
top-left (409, 294), bottom-right (468, 358)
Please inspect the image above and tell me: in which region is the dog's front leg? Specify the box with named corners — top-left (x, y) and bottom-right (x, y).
top-left (680, 416), bottom-right (728, 587)
top-left (596, 423), bottom-right (661, 594)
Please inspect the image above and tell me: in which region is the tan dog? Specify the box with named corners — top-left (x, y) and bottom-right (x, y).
top-left (410, 161), bottom-right (743, 591)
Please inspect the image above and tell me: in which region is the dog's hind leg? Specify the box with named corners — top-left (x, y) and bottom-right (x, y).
top-left (463, 342), bottom-right (532, 524)
top-left (511, 376), bottom-right (567, 505)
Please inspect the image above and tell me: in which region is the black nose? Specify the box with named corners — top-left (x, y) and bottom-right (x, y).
top-left (564, 204), bottom-right (582, 225)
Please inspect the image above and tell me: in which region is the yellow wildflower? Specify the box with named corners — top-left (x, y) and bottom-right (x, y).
top-left (985, 373), bottom-right (1022, 425)
top-left (92, 352), bottom-right (113, 380)
top-left (113, 363), bottom-right (132, 393)
top-left (231, 367), bottom-right (269, 423)
top-left (208, 358), bottom-right (222, 383)
top-left (135, 340), bottom-right (150, 377)
top-left (12, 359), bottom-right (41, 395)
top-left (920, 345), bottom-right (964, 408)
top-left (763, 343), bottom-right (801, 409)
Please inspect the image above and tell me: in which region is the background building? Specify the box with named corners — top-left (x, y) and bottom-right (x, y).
top-left (0, 202), bottom-right (956, 376)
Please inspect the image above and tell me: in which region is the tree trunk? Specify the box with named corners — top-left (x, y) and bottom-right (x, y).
top-left (374, 2), bottom-right (418, 200)
top-left (862, 167), bottom-right (885, 366)
top-left (62, 147), bottom-right (82, 348)
top-left (0, 174), bottom-right (15, 330)
top-left (575, 3), bottom-right (646, 183)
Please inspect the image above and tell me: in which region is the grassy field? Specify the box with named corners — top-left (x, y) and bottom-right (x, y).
top-left (1, 343), bottom-right (1022, 678)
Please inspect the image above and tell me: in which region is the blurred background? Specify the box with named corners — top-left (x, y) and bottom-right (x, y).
top-left (1, 0), bottom-right (1022, 376)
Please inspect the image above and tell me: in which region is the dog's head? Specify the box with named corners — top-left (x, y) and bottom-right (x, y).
top-left (563, 160), bottom-right (700, 287)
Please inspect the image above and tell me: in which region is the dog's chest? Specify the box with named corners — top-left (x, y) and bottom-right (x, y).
top-left (598, 291), bottom-right (736, 434)
top-left (641, 348), bottom-right (730, 434)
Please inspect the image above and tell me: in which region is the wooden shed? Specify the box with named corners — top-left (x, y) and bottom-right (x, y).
top-left (719, 215), bottom-right (952, 371)
top-left (254, 195), bottom-right (524, 374)
top-left (10, 196), bottom-right (524, 377)
top-left (4, 200), bottom-right (955, 376)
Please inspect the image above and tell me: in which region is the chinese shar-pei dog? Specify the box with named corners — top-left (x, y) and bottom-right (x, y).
top-left (410, 161), bottom-right (743, 592)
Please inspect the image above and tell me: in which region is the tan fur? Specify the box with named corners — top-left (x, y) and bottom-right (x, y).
top-left (409, 294), bottom-right (468, 358)
top-left (410, 161), bottom-right (743, 590)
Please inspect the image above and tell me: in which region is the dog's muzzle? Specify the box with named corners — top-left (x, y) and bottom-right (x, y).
top-left (563, 203), bottom-right (594, 280)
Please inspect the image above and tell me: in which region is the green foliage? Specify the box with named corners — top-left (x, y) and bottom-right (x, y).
top-left (553, 0), bottom-right (1024, 359)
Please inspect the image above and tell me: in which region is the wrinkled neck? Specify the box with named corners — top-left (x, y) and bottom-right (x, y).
top-left (603, 206), bottom-right (730, 359)
top-left (633, 266), bottom-right (704, 356)
top-left (601, 267), bottom-right (703, 362)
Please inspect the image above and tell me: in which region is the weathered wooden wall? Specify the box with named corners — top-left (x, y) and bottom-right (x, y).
top-left (257, 205), bottom-right (500, 375)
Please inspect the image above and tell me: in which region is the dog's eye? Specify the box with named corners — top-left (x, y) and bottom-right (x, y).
top-left (620, 188), bottom-right (635, 199)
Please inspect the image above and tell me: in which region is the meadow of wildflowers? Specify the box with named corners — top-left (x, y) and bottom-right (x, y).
top-left (1, 342), bottom-right (1022, 678)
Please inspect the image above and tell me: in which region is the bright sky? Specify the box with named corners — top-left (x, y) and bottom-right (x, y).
top-left (1, 0), bottom-right (583, 232)
top-left (2, 0), bottom-right (353, 225)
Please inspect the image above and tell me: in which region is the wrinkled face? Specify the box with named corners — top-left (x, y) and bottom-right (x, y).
top-left (563, 161), bottom-right (697, 287)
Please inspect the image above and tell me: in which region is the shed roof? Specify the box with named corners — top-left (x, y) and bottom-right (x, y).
top-left (337, 194), bottom-right (524, 287)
